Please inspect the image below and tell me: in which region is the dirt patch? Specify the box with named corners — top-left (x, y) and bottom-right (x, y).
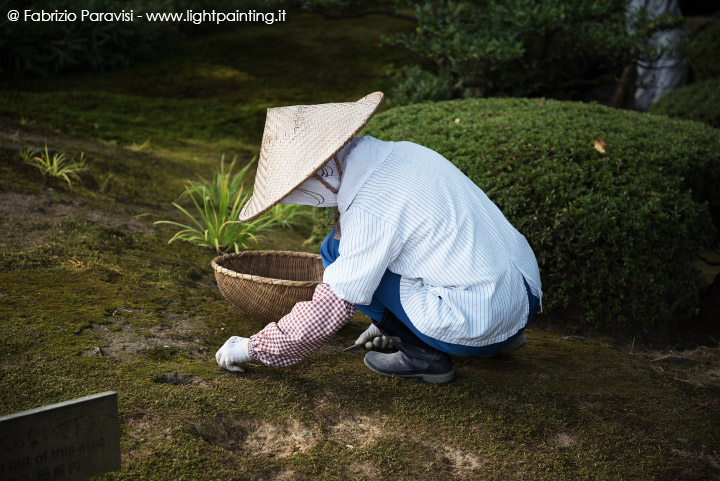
top-left (154, 372), bottom-right (208, 386)
top-left (0, 192), bottom-right (149, 234)
top-left (125, 413), bottom-right (176, 440)
top-left (80, 310), bottom-right (209, 361)
top-left (440, 444), bottom-right (486, 471)
top-left (347, 461), bottom-right (382, 479)
top-left (578, 400), bottom-right (602, 413)
top-left (313, 390), bottom-right (489, 479)
top-left (328, 414), bottom-right (384, 448)
top-left (421, 442), bottom-right (486, 479)
top-left (312, 390), bottom-right (389, 448)
top-left (551, 432), bottom-right (579, 448)
top-left (188, 417), bottom-right (319, 457)
top-left (122, 413), bottom-right (178, 466)
top-left (266, 470), bottom-right (297, 481)
top-left (245, 419), bottom-right (318, 457)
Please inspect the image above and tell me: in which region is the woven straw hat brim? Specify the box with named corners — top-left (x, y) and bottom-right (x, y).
top-left (238, 92), bottom-right (384, 222)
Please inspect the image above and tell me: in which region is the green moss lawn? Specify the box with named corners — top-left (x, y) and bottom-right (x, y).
top-left (1, 12), bottom-right (718, 481)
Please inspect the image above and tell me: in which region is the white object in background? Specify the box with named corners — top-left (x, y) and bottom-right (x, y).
top-left (628, 0), bottom-right (689, 111)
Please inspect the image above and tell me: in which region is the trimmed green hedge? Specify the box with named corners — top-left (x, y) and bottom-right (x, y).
top-left (364, 98), bottom-right (720, 333)
top-left (650, 78), bottom-right (720, 129)
top-left (686, 21), bottom-right (720, 81)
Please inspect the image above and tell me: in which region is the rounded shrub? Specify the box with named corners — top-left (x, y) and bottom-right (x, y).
top-left (650, 78), bottom-right (720, 129)
top-left (364, 98), bottom-right (720, 334)
top-left (685, 21), bottom-right (720, 81)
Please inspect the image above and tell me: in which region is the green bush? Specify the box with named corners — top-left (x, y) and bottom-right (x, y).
top-left (386, 0), bottom-right (677, 105)
top-left (686, 21), bottom-right (720, 81)
top-left (650, 78), bottom-right (720, 130)
top-left (364, 98), bottom-right (720, 333)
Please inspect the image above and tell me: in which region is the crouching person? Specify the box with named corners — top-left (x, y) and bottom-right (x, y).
top-left (216, 92), bottom-right (542, 383)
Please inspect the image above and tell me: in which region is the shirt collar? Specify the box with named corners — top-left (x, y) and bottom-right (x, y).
top-left (337, 135), bottom-right (394, 214)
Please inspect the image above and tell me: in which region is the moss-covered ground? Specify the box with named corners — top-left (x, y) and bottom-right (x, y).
top-left (1, 12), bottom-right (719, 481)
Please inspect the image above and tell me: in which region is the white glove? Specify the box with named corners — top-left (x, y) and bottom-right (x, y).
top-left (216, 336), bottom-right (252, 372)
top-left (355, 324), bottom-right (398, 350)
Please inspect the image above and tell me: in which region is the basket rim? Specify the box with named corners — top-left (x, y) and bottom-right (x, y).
top-left (211, 250), bottom-right (323, 287)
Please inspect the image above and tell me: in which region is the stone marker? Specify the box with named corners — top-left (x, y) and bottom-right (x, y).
top-left (0, 392), bottom-right (121, 481)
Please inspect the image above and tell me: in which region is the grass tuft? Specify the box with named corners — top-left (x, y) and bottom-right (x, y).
top-left (19, 145), bottom-right (88, 185)
top-left (155, 156), bottom-right (311, 253)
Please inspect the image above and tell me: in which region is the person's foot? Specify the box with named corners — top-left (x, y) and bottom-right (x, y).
top-left (364, 343), bottom-right (454, 383)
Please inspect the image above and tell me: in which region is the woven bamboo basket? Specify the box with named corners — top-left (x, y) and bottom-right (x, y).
top-left (211, 250), bottom-right (324, 323)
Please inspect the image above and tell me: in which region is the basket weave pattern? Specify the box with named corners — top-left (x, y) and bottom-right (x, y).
top-left (212, 251), bottom-right (324, 323)
top-left (238, 92), bottom-right (383, 222)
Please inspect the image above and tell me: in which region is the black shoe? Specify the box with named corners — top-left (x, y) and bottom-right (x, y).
top-left (364, 342), bottom-right (454, 384)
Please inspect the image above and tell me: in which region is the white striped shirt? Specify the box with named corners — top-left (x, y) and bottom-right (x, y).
top-left (323, 137), bottom-right (542, 347)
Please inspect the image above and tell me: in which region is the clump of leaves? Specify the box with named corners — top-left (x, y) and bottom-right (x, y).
top-left (181, 155), bottom-right (250, 207)
top-left (267, 203), bottom-right (315, 230)
top-left (96, 173), bottom-right (114, 193)
top-left (128, 138), bottom-right (151, 151)
top-left (19, 145), bottom-right (88, 185)
top-left (156, 156), bottom-right (314, 253)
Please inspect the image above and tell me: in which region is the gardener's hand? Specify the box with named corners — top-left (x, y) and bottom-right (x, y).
top-left (355, 324), bottom-right (398, 350)
top-left (216, 336), bottom-right (252, 372)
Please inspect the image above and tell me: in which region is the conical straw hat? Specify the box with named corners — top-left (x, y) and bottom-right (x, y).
top-left (239, 92), bottom-right (384, 222)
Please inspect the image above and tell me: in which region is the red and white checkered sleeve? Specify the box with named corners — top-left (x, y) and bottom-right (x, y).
top-left (247, 283), bottom-right (356, 367)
